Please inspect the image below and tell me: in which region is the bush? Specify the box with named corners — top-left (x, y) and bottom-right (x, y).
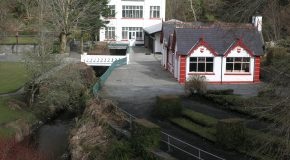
top-left (106, 140), bottom-right (132, 160)
top-left (154, 95), bottom-right (182, 119)
top-left (132, 119), bottom-right (161, 156)
top-left (266, 47), bottom-right (288, 65)
top-left (207, 89), bottom-right (234, 95)
top-left (216, 118), bottom-right (245, 150)
top-left (145, 149), bottom-right (177, 160)
top-left (185, 75), bottom-right (207, 96)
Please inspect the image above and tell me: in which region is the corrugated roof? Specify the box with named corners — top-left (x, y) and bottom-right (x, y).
top-left (144, 23), bottom-right (162, 34)
top-left (175, 25), bottom-right (264, 56)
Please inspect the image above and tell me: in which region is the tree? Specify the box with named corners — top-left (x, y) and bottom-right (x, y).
top-left (43, 0), bottom-right (109, 54)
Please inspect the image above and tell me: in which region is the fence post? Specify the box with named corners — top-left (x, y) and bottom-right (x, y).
top-left (129, 116), bottom-right (132, 130)
top-left (198, 150), bottom-right (200, 159)
top-left (167, 134), bottom-right (171, 152)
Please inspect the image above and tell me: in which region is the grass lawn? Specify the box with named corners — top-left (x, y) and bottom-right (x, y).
top-left (0, 96), bottom-right (36, 137)
top-left (0, 62), bottom-right (28, 94)
top-left (0, 37), bottom-right (38, 45)
top-left (0, 96), bottom-right (35, 125)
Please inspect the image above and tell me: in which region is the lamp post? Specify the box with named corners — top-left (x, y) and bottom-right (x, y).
top-left (16, 32), bottom-right (19, 54)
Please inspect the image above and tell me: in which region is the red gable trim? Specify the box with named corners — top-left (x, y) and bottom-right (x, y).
top-left (224, 39), bottom-right (254, 57)
top-left (188, 38), bottom-right (218, 56)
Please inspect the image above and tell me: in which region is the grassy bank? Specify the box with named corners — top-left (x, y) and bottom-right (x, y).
top-left (0, 62), bottom-right (28, 94)
top-left (0, 96), bottom-right (36, 137)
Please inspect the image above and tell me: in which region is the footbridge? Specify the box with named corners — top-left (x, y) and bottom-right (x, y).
top-left (81, 53), bottom-right (129, 66)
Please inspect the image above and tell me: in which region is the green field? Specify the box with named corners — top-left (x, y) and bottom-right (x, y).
top-left (0, 62), bottom-right (28, 94)
top-left (0, 37), bottom-right (38, 45)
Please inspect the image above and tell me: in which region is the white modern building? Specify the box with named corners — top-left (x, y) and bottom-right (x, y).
top-left (99, 0), bottom-right (166, 46)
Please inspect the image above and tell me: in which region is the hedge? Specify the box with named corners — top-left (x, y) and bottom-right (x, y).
top-left (216, 118), bottom-right (245, 150)
top-left (181, 108), bottom-right (218, 127)
top-left (207, 89), bottom-right (234, 95)
top-left (132, 119), bottom-right (161, 156)
top-left (154, 95), bottom-right (182, 119)
top-left (170, 118), bottom-right (216, 142)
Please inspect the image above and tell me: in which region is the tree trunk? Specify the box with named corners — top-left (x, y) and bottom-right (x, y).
top-left (80, 32), bottom-right (84, 53)
top-left (60, 33), bottom-right (67, 54)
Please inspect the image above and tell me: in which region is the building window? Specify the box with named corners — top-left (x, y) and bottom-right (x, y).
top-left (226, 57), bottom-right (250, 72)
top-left (105, 27), bottom-right (115, 40)
top-left (122, 6), bottom-right (143, 18)
top-left (121, 0), bottom-right (144, 1)
top-left (122, 27), bottom-right (143, 40)
top-left (150, 6), bottom-right (160, 18)
top-left (108, 5), bottom-right (115, 17)
top-left (189, 57), bottom-right (214, 72)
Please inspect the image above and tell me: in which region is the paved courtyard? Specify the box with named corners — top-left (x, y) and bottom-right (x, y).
top-left (101, 47), bottom-right (184, 118)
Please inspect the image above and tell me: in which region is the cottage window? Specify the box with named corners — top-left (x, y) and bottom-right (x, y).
top-left (189, 57), bottom-right (214, 72)
top-left (122, 6), bottom-right (143, 18)
top-left (105, 27), bottom-right (115, 40)
top-left (226, 57), bottom-right (250, 72)
top-left (150, 6), bottom-right (160, 18)
top-left (108, 5), bottom-right (115, 17)
top-left (122, 27), bottom-right (143, 40)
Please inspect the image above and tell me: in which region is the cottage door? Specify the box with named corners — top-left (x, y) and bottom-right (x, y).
top-left (129, 31), bottom-right (136, 40)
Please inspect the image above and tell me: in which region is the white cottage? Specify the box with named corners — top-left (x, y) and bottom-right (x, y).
top-left (161, 17), bottom-right (265, 84)
top-left (99, 0), bottom-right (166, 46)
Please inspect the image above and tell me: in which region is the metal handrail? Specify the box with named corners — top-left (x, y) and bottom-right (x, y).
top-left (113, 104), bottom-right (226, 160)
top-left (161, 132), bottom-right (226, 160)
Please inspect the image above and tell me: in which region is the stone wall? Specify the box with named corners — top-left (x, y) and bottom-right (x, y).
top-left (0, 44), bottom-right (37, 54)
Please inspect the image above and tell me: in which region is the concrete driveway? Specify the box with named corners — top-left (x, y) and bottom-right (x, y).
top-left (101, 47), bottom-right (184, 118)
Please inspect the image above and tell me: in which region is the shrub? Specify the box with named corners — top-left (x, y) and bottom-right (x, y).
top-left (207, 89), bottom-right (234, 95)
top-left (132, 119), bottom-right (161, 156)
top-left (145, 149), bottom-right (177, 160)
top-left (266, 47), bottom-right (288, 65)
top-left (185, 75), bottom-right (207, 96)
top-left (154, 95), bottom-right (182, 119)
top-left (216, 118), bottom-right (245, 150)
top-left (106, 140), bottom-right (132, 160)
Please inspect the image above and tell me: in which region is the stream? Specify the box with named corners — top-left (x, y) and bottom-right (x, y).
top-left (30, 66), bottom-right (108, 160)
top-left (31, 112), bottom-right (75, 160)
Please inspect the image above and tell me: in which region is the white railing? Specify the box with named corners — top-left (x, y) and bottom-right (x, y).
top-left (81, 53), bottom-right (130, 66)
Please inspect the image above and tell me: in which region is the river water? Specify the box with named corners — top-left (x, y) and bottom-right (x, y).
top-left (32, 112), bottom-right (75, 160)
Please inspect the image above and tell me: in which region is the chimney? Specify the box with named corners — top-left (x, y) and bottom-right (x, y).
top-left (252, 16), bottom-right (262, 32)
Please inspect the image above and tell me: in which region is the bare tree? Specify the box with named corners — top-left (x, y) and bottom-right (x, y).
top-left (43, 0), bottom-right (109, 54)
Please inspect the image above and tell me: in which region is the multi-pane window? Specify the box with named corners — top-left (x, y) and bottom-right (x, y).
top-left (150, 6), bottom-right (160, 18)
top-left (189, 57), bottom-right (214, 72)
top-left (122, 6), bottom-right (143, 18)
top-left (105, 27), bottom-right (115, 40)
top-left (122, 27), bottom-right (143, 40)
top-left (108, 5), bottom-right (115, 17)
top-left (226, 57), bottom-right (250, 72)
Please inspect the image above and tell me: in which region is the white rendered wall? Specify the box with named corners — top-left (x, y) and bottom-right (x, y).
top-left (154, 33), bottom-right (162, 53)
top-left (100, 0), bottom-right (166, 44)
top-left (222, 46), bottom-right (254, 82)
top-left (185, 46), bottom-right (221, 82)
